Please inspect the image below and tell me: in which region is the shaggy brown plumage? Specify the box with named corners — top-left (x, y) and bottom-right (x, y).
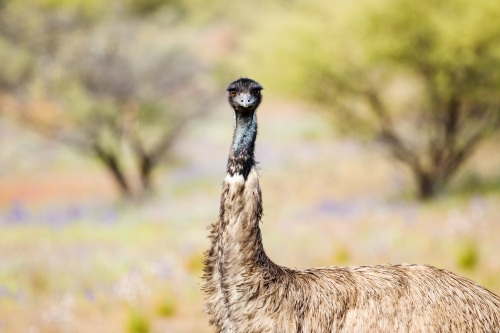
top-left (202, 78), bottom-right (500, 333)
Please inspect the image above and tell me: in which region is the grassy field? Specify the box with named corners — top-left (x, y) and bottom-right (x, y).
top-left (1, 102), bottom-right (500, 332)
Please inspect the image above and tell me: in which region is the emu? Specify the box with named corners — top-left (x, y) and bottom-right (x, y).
top-left (202, 78), bottom-right (500, 333)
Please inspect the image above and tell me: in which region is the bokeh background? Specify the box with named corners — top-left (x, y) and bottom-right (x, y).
top-left (1, 0), bottom-right (500, 332)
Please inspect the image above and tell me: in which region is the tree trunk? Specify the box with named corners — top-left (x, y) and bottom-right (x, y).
top-left (105, 156), bottom-right (131, 197)
top-left (139, 155), bottom-right (153, 194)
top-left (416, 172), bottom-right (437, 200)
top-left (94, 146), bottom-right (131, 197)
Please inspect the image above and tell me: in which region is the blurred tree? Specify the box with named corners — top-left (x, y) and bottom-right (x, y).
top-left (0, 3), bottom-right (217, 199)
top-left (246, 0), bottom-right (500, 199)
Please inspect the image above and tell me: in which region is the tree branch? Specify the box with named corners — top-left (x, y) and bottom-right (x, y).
top-left (365, 90), bottom-right (420, 169)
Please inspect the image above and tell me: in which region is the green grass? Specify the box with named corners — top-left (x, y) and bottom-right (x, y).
top-left (127, 310), bottom-right (151, 333)
top-left (456, 240), bottom-right (479, 272)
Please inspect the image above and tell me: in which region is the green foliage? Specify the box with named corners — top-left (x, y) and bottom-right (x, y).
top-left (126, 0), bottom-right (170, 14)
top-left (5, 0), bottom-right (107, 20)
top-left (333, 247), bottom-right (351, 265)
top-left (246, 0), bottom-right (500, 107)
top-left (125, 0), bottom-right (188, 16)
top-left (448, 172), bottom-right (500, 197)
top-left (456, 240), bottom-right (479, 271)
top-left (356, 0), bottom-right (500, 109)
top-left (0, 38), bottom-right (34, 90)
top-left (156, 296), bottom-right (177, 317)
top-left (0, 0), bottom-right (218, 197)
top-left (243, 0), bottom-right (500, 199)
top-left (127, 310), bottom-right (151, 333)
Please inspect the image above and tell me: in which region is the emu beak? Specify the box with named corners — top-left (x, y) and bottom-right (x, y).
top-left (236, 93), bottom-right (254, 108)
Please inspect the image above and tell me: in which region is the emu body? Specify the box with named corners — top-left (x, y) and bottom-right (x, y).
top-left (202, 78), bottom-right (500, 333)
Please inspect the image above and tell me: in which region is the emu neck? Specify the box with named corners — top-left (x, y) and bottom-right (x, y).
top-left (220, 167), bottom-right (266, 266)
top-left (221, 109), bottom-right (267, 270)
top-left (203, 105), bottom-right (279, 331)
top-left (210, 109), bottom-right (274, 327)
top-left (210, 167), bottom-right (269, 331)
top-left (227, 111), bottom-right (257, 179)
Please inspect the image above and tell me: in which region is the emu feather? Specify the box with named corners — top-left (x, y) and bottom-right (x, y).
top-left (202, 78), bottom-right (500, 333)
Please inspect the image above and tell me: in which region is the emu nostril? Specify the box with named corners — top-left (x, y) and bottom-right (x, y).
top-left (247, 99), bottom-right (250, 102)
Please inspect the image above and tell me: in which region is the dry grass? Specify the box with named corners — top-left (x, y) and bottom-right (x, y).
top-left (0, 102), bottom-right (499, 332)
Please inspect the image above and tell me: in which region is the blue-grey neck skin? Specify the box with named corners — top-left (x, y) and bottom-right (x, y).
top-left (232, 111), bottom-right (257, 152)
top-left (227, 110), bottom-right (257, 179)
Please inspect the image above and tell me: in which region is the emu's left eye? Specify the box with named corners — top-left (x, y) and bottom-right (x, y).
top-left (230, 91), bottom-right (236, 97)
top-left (253, 90), bottom-right (260, 97)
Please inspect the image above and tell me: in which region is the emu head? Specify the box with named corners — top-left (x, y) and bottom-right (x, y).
top-left (227, 78), bottom-right (263, 113)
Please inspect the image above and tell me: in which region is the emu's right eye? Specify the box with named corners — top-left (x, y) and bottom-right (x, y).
top-left (230, 91), bottom-right (236, 97)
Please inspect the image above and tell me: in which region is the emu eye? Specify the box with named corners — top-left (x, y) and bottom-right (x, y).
top-left (230, 91), bottom-right (236, 97)
top-left (253, 90), bottom-right (260, 97)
